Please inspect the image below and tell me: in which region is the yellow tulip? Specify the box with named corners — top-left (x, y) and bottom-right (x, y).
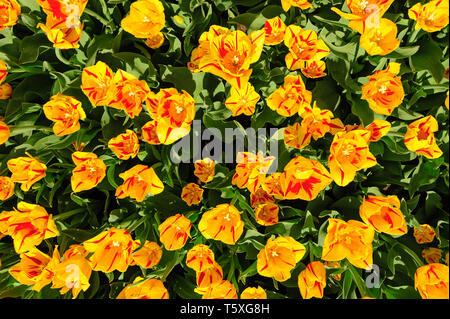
top-left (115, 165), bottom-right (164, 202)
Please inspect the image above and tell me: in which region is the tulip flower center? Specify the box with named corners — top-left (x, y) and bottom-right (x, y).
top-left (417, 129), bottom-right (429, 141)
top-left (378, 85), bottom-right (387, 94)
top-left (271, 251), bottom-right (279, 257)
top-left (112, 241), bottom-right (120, 247)
top-left (360, 0), bottom-right (369, 11)
top-left (223, 213), bottom-right (231, 221)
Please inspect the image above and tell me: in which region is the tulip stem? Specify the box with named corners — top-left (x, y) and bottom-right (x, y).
top-left (161, 251), bottom-right (179, 282)
top-left (346, 262), bottom-right (372, 298)
top-left (8, 125), bottom-right (53, 132)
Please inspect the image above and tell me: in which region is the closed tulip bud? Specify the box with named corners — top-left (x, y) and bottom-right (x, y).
top-left (415, 263), bottom-right (449, 299)
top-left (158, 214), bottom-right (192, 251)
top-left (108, 130), bottom-right (140, 160)
top-left (117, 277), bottom-right (169, 299)
top-left (83, 228), bottom-right (134, 273)
top-left (181, 183), bottom-right (204, 206)
top-left (194, 158), bottom-right (216, 183)
top-left (71, 152), bottom-right (106, 193)
top-left (254, 202), bottom-right (279, 226)
top-left (250, 187), bottom-right (275, 208)
top-left (198, 204), bottom-right (244, 245)
top-left (414, 224), bottom-right (436, 244)
top-left (115, 165), bottom-right (164, 202)
top-left (7, 155), bottom-right (47, 191)
top-left (422, 248), bottom-right (442, 264)
top-left (196, 261), bottom-right (223, 289)
top-left (0, 176), bottom-right (14, 201)
top-left (0, 83), bottom-right (12, 100)
top-left (240, 286), bottom-right (267, 299)
top-left (300, 59), bottom-right (327, 78)
top-left (0, 120), bottom-right (9, 145)
top-left (298, 261), bottom-right (327, 299)
top-left (146, 32), bottom-right (165, 49)
top-left (257, 236), bottom-right (306, 281)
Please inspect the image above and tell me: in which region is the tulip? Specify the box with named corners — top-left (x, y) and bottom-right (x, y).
top-left (298, 261), bottom-right (326, 299)
top-left (240, 286), bottom-right (267, 299)
top-left (181, 183), bottom-right (204, 206)
top-left (422, 248), bottom-right (442, 264)
top-left (415, 263), bottom-right (449, 299)
top-left (108, 130), bottom-right (140, 160)
top-left (83, 228), bottom-right (134, 273)
top-left (281, 0), bottom-right (313, 11)
top-left (225, 82), bottom-right (260, 116)
top-left (359, 18), bottom-right (400, 56)
top-left (196, 261), bottom-right (223, 288)
top-left (254, 202), bottom-right (279, 226)
top-left (0, 176), bottom-right (14, 201)
top-left (121, 0), bottom-right (165, 39)
top-left (7, 155), bottom-right (47, 191)
top-left (264, 17), bottom-right (287, 45)
top-left (201, 280), bottom-right (238, 299)
top-left (413, 224), bottom-right (436, 244)
top-left (43, 93), bottom-right (86, 136)
top-left (0, 0), bottom-right (21, 31)
top-left (130, 240), bottom-right (163, 268)
top-left (0, 83), bottom-right (12, 100)
top-left (81, 61), bottom-right (116, 107)
top-left (409, 0), bottom-right (449, 32)
top-left (194, 158), bottom-right (216, 183)
top-left (115, 165), bottom-right (164, 202)
top-left (198, 204), bottom-right (245, 245)
top-left (117, 277), bottom-right (169, 299)
top-left (71, 152), bottom-right (106, 193)
top-left (404, 116), bottom-right (443, 159)
top-left (0, 120), bottom-right (10, 145)
top-left (158, 214), bottom-right (192, 250)
top-left (250, 188), bottom-right (275, 208)
top-left (232, 152), bottom-right (275, 193)
top-left (186, 244), bottom-right (215, 272)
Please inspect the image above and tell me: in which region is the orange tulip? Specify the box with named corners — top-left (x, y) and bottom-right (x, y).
top-left (130, 240), bottom-right (163, 268)
top-left (408, 0), bottom-right (449, 32)
top-left (240, 286), bottom-right (267, 299)
top-left (404, 116), bottom-right (443, 159)
top-left (328, 130), bottom-right (377, 186)
top-left (361, 62), bottom-right (404, 115)
top-left (7, 155), bottom-right (47, 191)
top-left (264, 17), bottom-right (287, 45)
top-left (36, 0), bottom-right (88, 21)
top-left (324, 261), bottom-right (342, 281)
top-left (331, 0), bottom-right (395, 33)
top-left (414, 224), bottom-right (436, 244)
top-left (250, 187), bottom-right (274, 208)
top-left (284, 102), bottom-right (344, 149)
top-left (366, 119), bottom-right (391, 142)
top-left (300, 59), bottom-right (327, 79)
top-left (284, 26), bottom-right (330, 70)
top-left (359, 195), bottom-right (408, 236)
top-left (257, 236), bottom-right (306, 281)
top-left (415, 263), bottom-right (449, 299)
top-left (254, 202), bottom-right (279, 226)
top-left (51, 244), bottom-right (92, 298)
top-left (9, 246), bottom-right (60, 292)
top-left (0, 120), bottom-right (10, 145)
top-left (359, 18), bottom-right (400, 56)
top-left (145, 32), bottom-right (165, 49)
top-left (298, 261), bottom-right (326, 299)
top-left (0, 176), bottom-right (14, 201)
top-left (422, 248), bottom-right (442, 264)
top-left (108, 130), bottom-right (140, 160)
top-left (267, 75), bottom-right (312, 117)
top-left (232, 152), bottom-right (275, 193)
top-left (194, 158), bottom-right (216, 183)
top-left (0, 59), bottom-right (7, 84)
top-left (198, 204), bottom-right (244, 245)
top-left (181, 183), bottom-right (204, 206)
top-left (108, 69), bottom-right (151, 118)
top-left (37, 15), bottom-right (83, 49)
top-left (71, 152), bottom-right (106, 193)
top-left (0, 202), bottom-right (58, 253)
top-left (281, 0), bottom-right (312, 11)
top-left (0, 83), bottom-right (12, 100)
top-left (81, 61), bottom-right (116, 107)
top-left (201, 280), bottom-right (238, 299)
top-left (83, 227), bottom-right (134, 273)
top-left (115, 165), bottom-right (164, 202)
top-left (43, 93), bottom-right (86, 136)
top-left (158, 214), bottom-right (192, 250)
top-left (191, 25), bottom-right (265, 90)
top-left (117, 277), bottom-right (169, 299)
top-left (121, 0), bottom-right (165, 38)
top-left (186, 244), bottom-right (215, 272)
top-left (196, 261), bottom-right (223, 289)
top-left (225, 82), bottom-right (260, 116)
top-left (0, 0), bottom-right (21, 31)
top-left (322, 219), bottom-right (374, 269)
